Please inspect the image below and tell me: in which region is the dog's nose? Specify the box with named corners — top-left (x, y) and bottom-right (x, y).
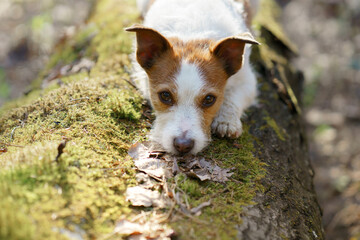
top-left (173, 137), bottom-right (194, 154)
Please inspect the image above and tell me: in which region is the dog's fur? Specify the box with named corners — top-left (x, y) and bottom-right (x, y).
top-left (127, 0), bottom-right (259, 155)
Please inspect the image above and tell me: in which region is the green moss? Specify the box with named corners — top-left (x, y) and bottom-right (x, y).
top-left (0, 0), bottom-right (144, 239)
top-left (0, 196), bottom-right (36, 240)
top-left (280, 233), bottom-right (289, 240)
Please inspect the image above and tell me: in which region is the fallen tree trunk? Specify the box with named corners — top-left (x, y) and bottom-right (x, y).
top-left (0, 0), bottom-right (323, 239)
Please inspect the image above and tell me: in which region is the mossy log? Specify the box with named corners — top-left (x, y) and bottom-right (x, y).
top-left (0, 0), bottom-right (323, 239)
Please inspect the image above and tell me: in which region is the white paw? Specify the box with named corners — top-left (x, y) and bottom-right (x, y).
top-left (211, 113), bottom-right (243, 138)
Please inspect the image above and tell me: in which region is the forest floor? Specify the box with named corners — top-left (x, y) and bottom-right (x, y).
top-left (0, 0), bottom-right (359, 239)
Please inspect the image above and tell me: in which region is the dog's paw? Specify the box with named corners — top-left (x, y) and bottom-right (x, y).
top-left (211, 113), bottom-right (243, 138)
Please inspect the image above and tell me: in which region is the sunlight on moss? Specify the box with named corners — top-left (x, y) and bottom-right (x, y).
top-left (0, 0), bottom-right (143, 239)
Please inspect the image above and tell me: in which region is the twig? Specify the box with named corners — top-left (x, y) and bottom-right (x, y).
top-left (121, 77), bottom-right (138, 90)
top-left (10, 126), bottom-right (21, 140)
top-left (190, 201), bottom-right (211, 214)
top-left (158, 201), bottom-right (176, 223)
top-left (137, 170), bottom-right (163, 182)
top-left (174, 208), bottom-right (208, 224)
top-left (55, 141), bottom-right (67, 162)
top-left (69, 97), bottom-right (90, 102)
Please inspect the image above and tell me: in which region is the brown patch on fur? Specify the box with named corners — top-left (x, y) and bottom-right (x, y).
top-left (168, 38), bottom-right (230, 135)
top-left (169, 38), bottom-right (229, 88)
top-left (145, 37), bottom-right (229, 119)
top-left (145, 48), bottom-right (181, 113)
top-left (198, 92), bottom-right (225, 135)
top-left (126, 25), bottom-right (172, 69)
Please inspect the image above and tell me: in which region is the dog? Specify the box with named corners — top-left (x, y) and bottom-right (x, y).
top-left (126, 0), bottom-right (259, 155)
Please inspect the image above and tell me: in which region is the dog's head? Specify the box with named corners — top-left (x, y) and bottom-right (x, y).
top-left (126, 25), bottom-right (258, 155)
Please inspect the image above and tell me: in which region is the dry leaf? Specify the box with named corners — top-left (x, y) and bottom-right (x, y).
top-left (199, 158), bottom-right (234, 182)
top-left (128, 142), bottom-right (170, 179)
top-left (186, 169), bottom-right (211, 181)
top-left (114, 220), bottom-right (143, 235)
top-left (135, 173), bottom-right (155, 189)
top-left (43, 58), bottom-right (95, 87)
top-left (70, 58), bottom-right (95, 74)
top-left (114, 219), bottom-right (174, 240)
top-left (126, 186), bottom-right (167, 208)
top-left (178, 157), bottom-right (234, 182)
top-left (129, 142), bottom-right (234, 183)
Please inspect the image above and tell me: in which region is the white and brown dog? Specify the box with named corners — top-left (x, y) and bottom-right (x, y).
top-left (126, 0), bottom-right (259, 155)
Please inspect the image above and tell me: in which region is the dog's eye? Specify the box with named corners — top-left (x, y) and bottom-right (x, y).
top-left (202, 95), bottom-right (216, 107)
top-left (159, 91), bottom-right (174, 105)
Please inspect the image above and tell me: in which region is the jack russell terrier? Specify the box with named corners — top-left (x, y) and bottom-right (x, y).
top-left (126, 0), bottom-right (259, 155)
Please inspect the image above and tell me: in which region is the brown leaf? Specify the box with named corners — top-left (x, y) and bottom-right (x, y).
top-left (186, 169), bottom-right (211, 181)
top-left (135, 173), bottom-right (155, 189)
top-left (114, 220), bottom-right (174, 240)
top-left (199, 158), bottom-right (234, 182)
top-left (129, 142), bottom-right (235, 183)
top-left (128, 142), bottom-right (170, 179)
top-left (126, 186), bottom-right (167, 208)
top-left (179, 157), bottom-right (234, 182)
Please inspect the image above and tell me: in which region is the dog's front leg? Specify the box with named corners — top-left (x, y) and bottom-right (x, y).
top-left (211, 61), bottom-right (257, 138)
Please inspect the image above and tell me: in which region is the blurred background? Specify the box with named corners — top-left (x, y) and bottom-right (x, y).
top-left (0, 0), bottom-right (359, 239)
top-left (281, 0), bottom-right (360, 239)
top-left (0, 0), bottom-right (93, 106)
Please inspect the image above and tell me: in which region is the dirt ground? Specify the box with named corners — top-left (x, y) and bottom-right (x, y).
top-left (0, 0), bottom-right (359, 239)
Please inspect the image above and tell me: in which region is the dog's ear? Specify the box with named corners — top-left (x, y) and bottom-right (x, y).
top-left (211, 32), bottom-right (259, 76)
top-left (126, 24), bottom-right (171, 69)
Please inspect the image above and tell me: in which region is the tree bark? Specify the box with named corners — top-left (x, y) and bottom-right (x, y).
top-left (238, 60), bottom-right (324, 239)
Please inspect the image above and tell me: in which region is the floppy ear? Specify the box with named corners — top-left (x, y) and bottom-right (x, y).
top-left (125, 24), bottom-right (171, 69)
top-left (211, 32), bottom-right (259, 76)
